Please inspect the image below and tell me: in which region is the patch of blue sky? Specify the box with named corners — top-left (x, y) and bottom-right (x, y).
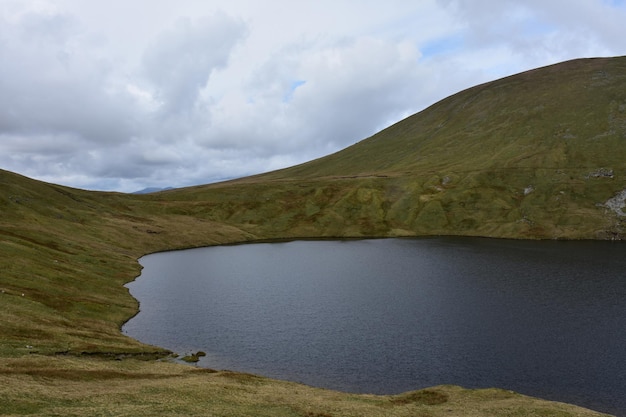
top-left (520, 18), bottom-right (554, 37)
top-left (604, 0), bottom-right (626, 7)
top-left (419, 34), bottom-right (464, 59)
top-left (283, 80), bottom-right (306, 103)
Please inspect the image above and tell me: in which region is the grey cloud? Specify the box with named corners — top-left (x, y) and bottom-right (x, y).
top-left (293, 39), bottom-right (423, 148)
top-left (0, 10), bottom-right (138, 145)
top-left (188, 35), bottom-right (445, 180)
top-left (142, 13), bottom-right (247, 113)
top-left (16, 10), bottom-right (79, 43)
top-left (525, 0), bottom-right (626, 52)
top-left (438, 0), bottom-right (626, 61)
top-left (3, 1), bottom-right (624, 193)
top-left (213, 37), bottom-right (428, 156)
top-left (0, 132), bottom-right (88, 156)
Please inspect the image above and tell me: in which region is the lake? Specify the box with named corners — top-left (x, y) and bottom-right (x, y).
top-left (123, 237), bottom-right (626, 416)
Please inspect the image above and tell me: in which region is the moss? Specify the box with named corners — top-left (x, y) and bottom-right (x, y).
top-left (181, 351), bottom-right (206, 363)
top-left (415, 200), bottom-right (449, 231)
top-left (390, 389), bottom-right (449, 405)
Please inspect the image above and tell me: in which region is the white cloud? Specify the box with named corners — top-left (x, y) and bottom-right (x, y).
top-left (205, 37), bottom-right (424, 154)
top-left (141, 13), bottom-right (247, 113)
top-left (439, 0), bottom-right (625, 63)
top-left (0, 6), bottom-right (138, 145)
top-left (1, 0), bottom-right (625, 192)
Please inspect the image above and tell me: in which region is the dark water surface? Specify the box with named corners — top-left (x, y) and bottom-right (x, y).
top-left (123, 238), bottom-right (626, 415)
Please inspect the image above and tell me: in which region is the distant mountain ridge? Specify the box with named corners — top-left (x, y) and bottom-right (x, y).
top-left (132, 186), bottom-right (174, 194)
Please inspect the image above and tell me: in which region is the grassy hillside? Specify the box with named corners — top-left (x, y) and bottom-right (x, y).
top-left (2, 56), bottom-right (624, 416)
top-left (270, 57), bottom-right (626, 178)
top-left (156, 56), bottom-right (626, 241)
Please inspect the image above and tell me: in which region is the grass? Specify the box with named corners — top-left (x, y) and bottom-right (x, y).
top-left (0, 356), bottom-right (611, 416)
top-left (2, 56), bottom-right (626, 416)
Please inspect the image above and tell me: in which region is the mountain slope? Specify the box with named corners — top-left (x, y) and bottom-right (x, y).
top-left (268, 56), bottom-right (626, 178)
top-left (156, 57), bottom-right (626, 240)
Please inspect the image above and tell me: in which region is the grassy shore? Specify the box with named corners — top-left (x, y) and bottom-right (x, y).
top-left (1, 356), bottom-right (610, 416)
top-left (0, 170), bottom-right (613, 416)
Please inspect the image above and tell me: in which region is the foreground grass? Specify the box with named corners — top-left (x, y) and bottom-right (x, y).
top-left (0, 356), bottom-right (611, 417)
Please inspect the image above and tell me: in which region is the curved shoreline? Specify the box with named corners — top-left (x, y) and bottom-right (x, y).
top-left (121, 237), bottom-right (625, 416)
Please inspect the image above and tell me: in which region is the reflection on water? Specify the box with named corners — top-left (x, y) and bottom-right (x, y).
top-left (124, 237), bottom-right (626, 416)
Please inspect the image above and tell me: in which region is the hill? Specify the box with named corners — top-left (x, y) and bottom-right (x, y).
top-left (2, 56), bottom-right (624, 416)
top-left (132, 186), bottom-right (174, 194)
top-left (162, 56), bottom-right (626, 240)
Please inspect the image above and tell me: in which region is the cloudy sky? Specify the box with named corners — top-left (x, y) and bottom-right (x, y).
top-left (1, 0), bottom-right (626, 192)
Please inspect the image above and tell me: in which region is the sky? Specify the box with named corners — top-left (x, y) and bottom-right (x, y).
top-left (1, 0), bottom-right (626, 192)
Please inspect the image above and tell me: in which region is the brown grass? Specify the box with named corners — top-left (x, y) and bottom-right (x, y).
top-left (0, 356), bottom-right (612, 417)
